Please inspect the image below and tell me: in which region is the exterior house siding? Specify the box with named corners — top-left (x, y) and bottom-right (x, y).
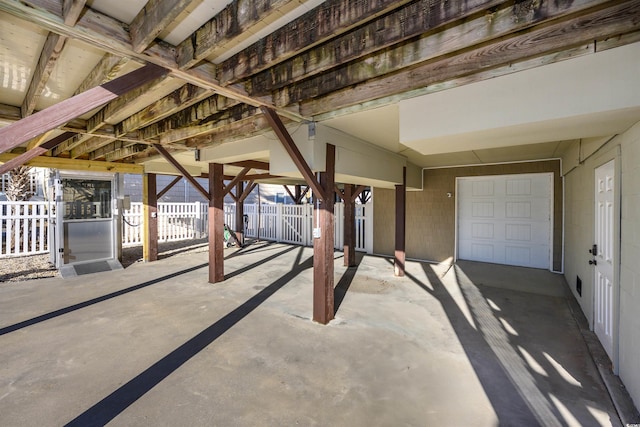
top-left (562, 120), bottom-right (640, 410)
top-left (373, 160), bottom-right (563, 271)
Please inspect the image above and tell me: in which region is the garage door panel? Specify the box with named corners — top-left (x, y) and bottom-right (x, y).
top-left (457, 173), bottom-right (552, 269)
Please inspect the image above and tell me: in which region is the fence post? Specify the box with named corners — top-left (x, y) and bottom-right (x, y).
top-left (276, 203), bottom-right (283, 242)
top-left (195, 201), bottom-right (202, 238)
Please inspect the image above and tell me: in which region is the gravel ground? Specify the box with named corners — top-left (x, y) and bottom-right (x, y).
top-left (0, 238), bottom-right (210, 283)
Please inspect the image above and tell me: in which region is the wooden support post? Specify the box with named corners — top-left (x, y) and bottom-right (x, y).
top-left (209, 163), bottom-right (224, 283)
top-left (343, 184), bottom-right (356, 267)
top-left (143, 173), bottom-right (158, 262)
top-left (394, 167), bottom-right (406, 277)
top-left (313, 143), bottom-right (335, 325)
top-left (235, 180), bottom-right (245, 246)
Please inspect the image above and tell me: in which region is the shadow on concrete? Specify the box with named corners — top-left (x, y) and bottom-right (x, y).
top-left (0, 263), bottom-right (209, 337)
top-left (334, 252), bottom-right (364, 315)
top-left (224, 245), bottom-right (297, 280)
top-left (393, 258), bottom-right (608, 426)
top-left (65, 247), bottom-right (312, 427)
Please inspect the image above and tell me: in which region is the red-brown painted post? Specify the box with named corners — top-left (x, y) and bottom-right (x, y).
top-left (394, 167), bottom-right (406, 277)
top-left (209, 163), bottom-right (224, 283)
top-left (343, 184), bottom-right (356, 267)
top-left (313, 144), bottom-right (335, 324)
top-left (143, 173), bottom-right (158, 262)
top-left (235, 180), bottom-right (245, 246)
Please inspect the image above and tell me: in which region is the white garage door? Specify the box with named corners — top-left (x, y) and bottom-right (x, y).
top-left (457, 173), bottom-right (552, 269)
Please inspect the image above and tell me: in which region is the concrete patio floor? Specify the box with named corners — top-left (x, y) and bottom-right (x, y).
top-left (0, 242), bottom-right (626, 426)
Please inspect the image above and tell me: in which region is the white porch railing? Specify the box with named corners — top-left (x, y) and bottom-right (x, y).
top-left (0, 201), bottom-right (53, 257)
top-left (122, 202), bottom-right (373, 253)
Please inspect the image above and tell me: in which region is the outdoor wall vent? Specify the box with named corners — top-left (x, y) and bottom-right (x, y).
top-left (576, 276), bottom-right (582, 296)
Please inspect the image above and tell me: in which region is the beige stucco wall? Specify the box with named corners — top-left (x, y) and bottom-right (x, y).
top-left (373, 160), bottom-right (563, 270)
top-left (562, 120), bottom-right (640, 410)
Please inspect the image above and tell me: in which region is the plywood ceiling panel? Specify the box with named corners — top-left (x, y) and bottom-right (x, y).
top-left (85, 0), bottom-right (147, 25)
top-left (0, 14), bottom-right (48, 107)
top-left (36, 40), bottom-right (106, 111)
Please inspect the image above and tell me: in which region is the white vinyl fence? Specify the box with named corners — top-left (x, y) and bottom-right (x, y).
top-left (0, 201), bottom-right (53, 257)
top-left (123, 202), bottom-right (373, 253)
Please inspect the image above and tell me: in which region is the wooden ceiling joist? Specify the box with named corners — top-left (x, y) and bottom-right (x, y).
top-left (217, 0), bottom-right (415, 85)
top-left (0, 63), bottom-right (167, 156)
top-left (130, 0), bottom-right (198, 53)
top-left (300, 1), bottom-right (640, 116)
top-left (0, 152), bottom-right (143, 174)
top-left (139, 94), bottom-right (241, 140)
top-left (274, 0), bottom-right (639, 108)
top-left (73, 54), bottom-right (130, 96)
top-left (115, 84), bottom-right (213, 137)
top-left (177, 0), bottom-right (296, 69)
top-left (248, 0), bottom-right (505, 95)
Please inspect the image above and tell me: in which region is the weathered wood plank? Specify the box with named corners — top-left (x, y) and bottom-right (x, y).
top-left (130, 0), bottom-right (197, 53)
top-left (115, 84), bottom-right (212, 136)
top-left (74, 53), bottom-right (130, 95)
top-left (71, 136), bottom-right (115, 158)
top-left (0, 132), bottom-right (75, 175)
top-left (249, 0), bottom-right (504, 94)
top-left (139, 94), bottom-right (240, 140)
top-left (89, 140), bottom-right (136, 160)
top-left (186, 112), bottom-right (287, 148)
top-left (0, 64), bottom-right (167, 155)
top-left (274, 0), bottom-right (634, 107)
top-left (21, 32), bottom-right (68, 117)
top-left (62, 0), bottom-right (86, 25)
top-left (158, 104), bottom-right (257, 144)
top-left (86, 75), bottom-right (169, 132)
top-left (177, 0), bottom-right (294, 69)
top-left (0, 152), bottom-right (143, 173)
top-left (301, 1), bottom-right (640, 116)
top-left (217, 0), bottom-right (415, 84)
top-left (105, 144), bottom-right (148, 161)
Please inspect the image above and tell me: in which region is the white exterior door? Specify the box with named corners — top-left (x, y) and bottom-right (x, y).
top-left (594, 160), bottom-right (615, 359)
top-left (457, 173), bottom-right (552, 269)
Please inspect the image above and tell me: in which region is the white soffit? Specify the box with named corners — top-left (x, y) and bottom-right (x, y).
top-left (85, 0), bottom-right (147, 24)
top-left (37, 40), bottom-right (105, 111)
top-left (0, 14), bottom-right (47, 107)
top-left (399, 42), bottom-right (640, 155)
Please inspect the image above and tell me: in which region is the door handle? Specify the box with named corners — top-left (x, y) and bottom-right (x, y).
top-left (589, 259), bottom-right (597, 265)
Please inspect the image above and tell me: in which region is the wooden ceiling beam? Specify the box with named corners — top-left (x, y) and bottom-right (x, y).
top-left (0, 0), bottom-right (306, 122)
top-left (176, 0), bottom-right (295, 69)
top-left (0, 63), bottom-right (167, 155)
top-left (159, 104), bottom-right (258, 144)
top-left (301, 1), bottom-right (640, 116)
top-left (71, 136), bottom-right (115, 158)
top-left (217, 0), bottom-right (415, 85)
top-left (0, 132), bottom-right (75, 175)
top-left (228, 160), bottom-right (269, 171)
top-left (89, 140), bottom-right (136, 160)
top-left (186, 112), bottom-right (286, 148)
top-left (21, 33), bottom-right (68, 117)
top-left (249, 0), bottom-right (504, 95)
top-left (0, 152), bottom-right (143, 174)
top-left (105, 144), bottom-right (149, 161)
top-left (115, 84), bottom-right (213, 136)
top-left (273, 0), bottom-right (632, 108)
top-left (63, 0), bottom-right (86, 25)
top-left (130, 0), bottom-right (198, 53)
top-left (74, 53), bottom-right (130, 96)
top-left (86, 75), bottom-right (168, 132)
top-left (139, 94), bottom-right (240, 140)
top-left (21, 0), bottom-right (86, 118)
